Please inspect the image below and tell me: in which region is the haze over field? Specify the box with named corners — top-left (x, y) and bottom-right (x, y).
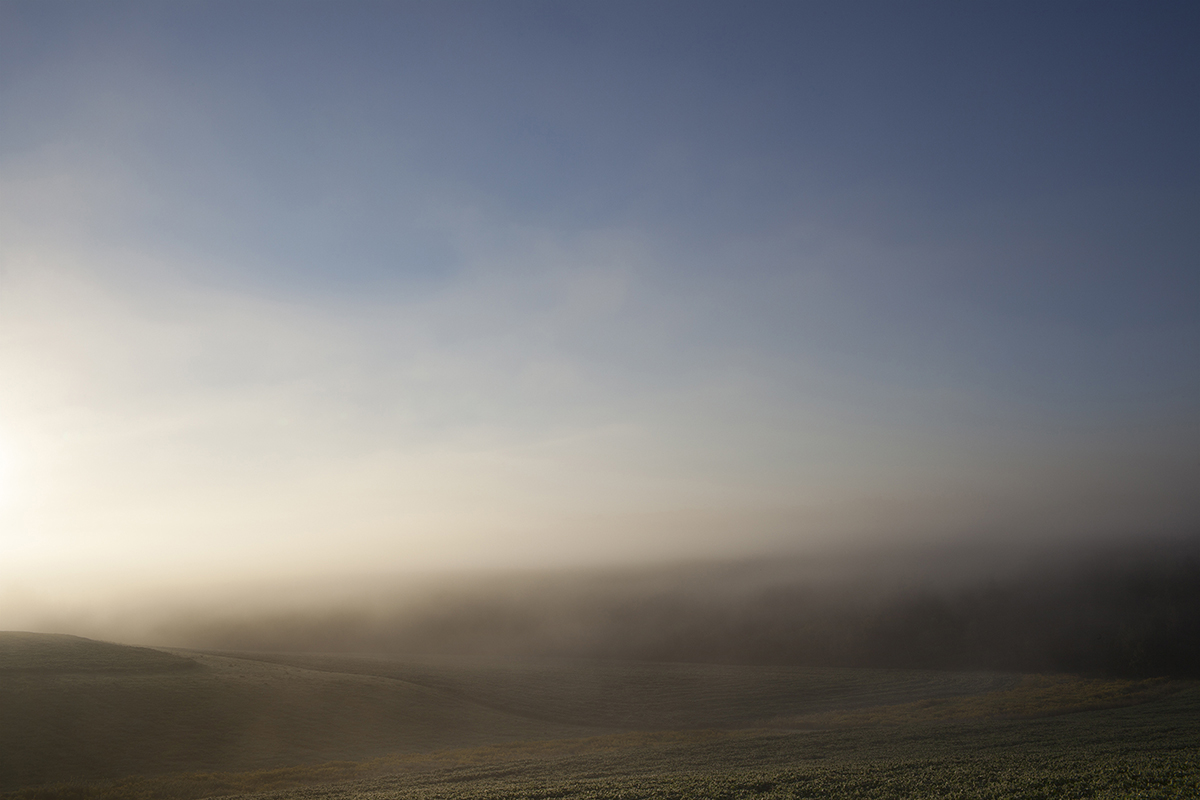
top-left (0, 1), bottom-right (1197, 643)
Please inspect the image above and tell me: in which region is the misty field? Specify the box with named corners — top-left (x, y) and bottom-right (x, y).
top-left (1, 634), bottom-right (1198, 800)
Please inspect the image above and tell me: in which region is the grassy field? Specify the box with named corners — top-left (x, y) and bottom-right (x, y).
top-left (0, 635), bottom-right (591, 789)
top-left (0, 633), bottom-right (194, 673)
top-left (1, 633), bottom-right (1197, 799)
top-left (211, 651), bottom-right (1025, 730)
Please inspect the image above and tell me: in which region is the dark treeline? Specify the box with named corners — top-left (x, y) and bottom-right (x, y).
top-left (167, 534), bottom-right (1200, 678)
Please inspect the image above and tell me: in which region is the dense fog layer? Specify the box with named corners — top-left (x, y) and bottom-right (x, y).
top-left (14, 531), bottom-right (1194, 678)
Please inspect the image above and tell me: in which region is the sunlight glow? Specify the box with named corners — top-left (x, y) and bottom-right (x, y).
top-left (0, 435), bottom-right (15, 510)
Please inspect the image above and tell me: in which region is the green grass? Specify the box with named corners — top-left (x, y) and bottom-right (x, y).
top-left (8, 689), bottom-right (1199, 800)
top-left (772, 674), bottom-right (1174, 728)
top-left (214, 651), bottom-right (1023, 730)
top-left (0, 632), bottom-right (194, 673)
top-left (1, 634), bottom-right (1197, 799)
top-left (0, 640), bottom-right (591, 789)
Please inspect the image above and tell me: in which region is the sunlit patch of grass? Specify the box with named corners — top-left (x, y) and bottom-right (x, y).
top-left (773, 674), bottom-right (1174, 728)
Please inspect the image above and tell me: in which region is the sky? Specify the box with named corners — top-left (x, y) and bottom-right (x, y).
top-left (0, 1), bottom-right (1197, 613)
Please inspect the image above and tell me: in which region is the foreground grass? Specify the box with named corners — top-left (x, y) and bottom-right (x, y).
top-left (3, 637), bottom-right (1195, 799)
top-left (0, 640), bottom-right (1033, 790)
top-left (0, 649), bottom-right (591, 789)
top-left (7, 683), bottom-right (1198, 800)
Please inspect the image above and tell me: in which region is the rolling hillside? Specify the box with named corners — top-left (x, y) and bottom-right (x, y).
top-left (222, 652), bottom-right (1022, 730)
top-left (0, 632), bottom-right (1192, 799)
top-left (0, 634), bottom-right (588, 789)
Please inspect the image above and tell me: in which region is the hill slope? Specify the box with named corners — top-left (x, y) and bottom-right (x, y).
top-left (206, 685), bottom-right (1200, 800)
top-left (0, 634), bottom-right (1182, 795)
top-left (0, 632), bottom-right (194, 673)
top-left (0, 636), bottom-right (590, 790)
top-left (225, 652), bottom-right (1021, 730)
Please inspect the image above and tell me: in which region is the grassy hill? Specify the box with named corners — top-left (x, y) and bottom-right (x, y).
top-left (0, 633), bottom-right (1195, 799)
top-left (0, 632), bottom-right (194, 673)
top-left (221, 651), bottom-right (1024, 730)
top-left (0, 635), bottom-right (589, 790)
top-left (199, 684), bottom-right (1200, 800)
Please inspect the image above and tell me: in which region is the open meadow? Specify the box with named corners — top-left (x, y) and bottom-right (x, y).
top-left (1, 632), bottom-right (1197, 800)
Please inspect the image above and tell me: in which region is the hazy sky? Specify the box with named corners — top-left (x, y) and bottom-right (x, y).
top-left (1, 1), bottom-right (1197, 603)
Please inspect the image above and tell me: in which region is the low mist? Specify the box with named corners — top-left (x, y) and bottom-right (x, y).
top-left (14, 531), bottom-right (1198, 679)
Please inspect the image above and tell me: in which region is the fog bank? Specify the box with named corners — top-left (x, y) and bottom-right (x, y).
top-left (10, 532), bottom-right (1197, 678)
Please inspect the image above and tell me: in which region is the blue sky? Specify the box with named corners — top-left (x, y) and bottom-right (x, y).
top-left (0, 1), bottom-right (1196, 603)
